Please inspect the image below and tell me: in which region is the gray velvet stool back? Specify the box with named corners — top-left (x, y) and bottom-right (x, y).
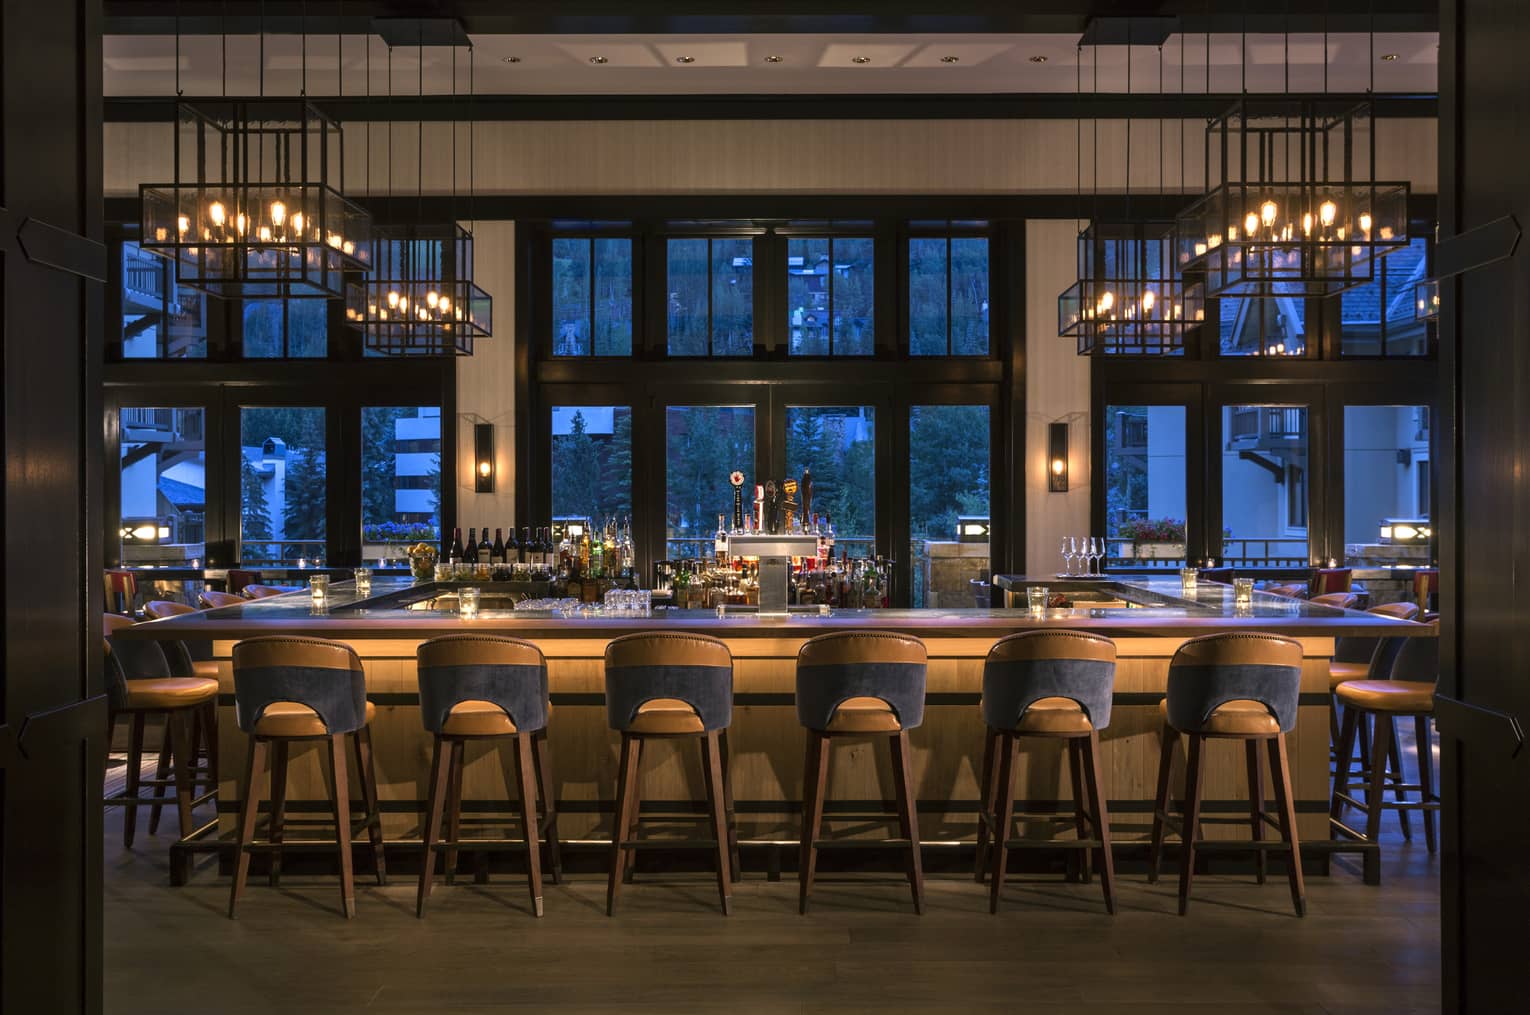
top-left (1165, 633), bottom-right (1303, 735)
top-left (232, 636), bottom-right (368, 736)
top-left (102, 614), bottom-right (175, 711)
top-left (1333, 602), bottom-right (1421, 666)
top-left (982, 631), bottom-right (1118, 731)
top-left (1391, 629), bottom-right (1440, 685)
top-left (417, 635), bottom-right (550, 734)
top-left (795, 631), bottom-right (928, 732)
top-left (604, 632), bottom-right (734, 732)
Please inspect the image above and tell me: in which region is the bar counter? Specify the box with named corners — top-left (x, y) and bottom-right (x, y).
top-left (119, 577), bottom-right (1432, 878)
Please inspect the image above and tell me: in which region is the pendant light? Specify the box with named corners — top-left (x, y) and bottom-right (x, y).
top-left (348, 25), bottom-right (492, 356)
top-left (1059, 24), bottom-right (1202, 355)
top-left (1175, 0), bottom-right (1410, 298)
top-left (138, 0), bottom-right (373, 298)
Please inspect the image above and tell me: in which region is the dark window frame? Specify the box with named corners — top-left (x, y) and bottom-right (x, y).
top-left (780, 228), bottom-right (878, 358)
top-left (548, 229), bottom-right (640, 358)
top-left (904, 222), bottom-right (995, 357)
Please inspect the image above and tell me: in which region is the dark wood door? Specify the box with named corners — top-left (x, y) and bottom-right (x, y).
top-left (0, 0), bottom-right (105, 1010)
top-left (1440, 1), bottom-right (1530, 1011)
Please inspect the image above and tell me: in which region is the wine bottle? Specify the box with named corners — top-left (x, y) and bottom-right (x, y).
top-left (491, 528), bottom-right (506, 565)
top-left (506, 526), bottom-right (519, 565)
top-left (541, 526), bottom-right (554, 570)
top-left (448, 527), bottom-right (464, 562)
top-left (464, 528), bottom-right (479, 564)
top-left (520, 527), bottom-right (532, 566)
top-left (478, 530), bottom-right (493, 566)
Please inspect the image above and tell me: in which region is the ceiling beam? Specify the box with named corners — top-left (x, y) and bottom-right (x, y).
top-left (103, 2), bottom-right (1439, 37)
top-left (104, 92), bottom-right (1438, 123)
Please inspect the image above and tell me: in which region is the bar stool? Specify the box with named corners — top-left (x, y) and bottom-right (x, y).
top-left (1331, 631), bottom-right (1441, 856)
top-left (200, 590), bottom-right (245, 609)
top-left (974, 631), bottom-right (1118, 914)
top-left (603, 632), bottom-right (737, 916)
top-left (1310, 592), bottom-right (1359, 610)
top-left (416, 635), bottom-right (562, 918)
top-left (103, 615), bottom-right (220, 849)
top-left (105, 570), bottom-right (139, 615)
top-left (1413, 569), bottom-right (1439, 613)
top-left (1312, 567), bottom-right (1354, 596)
top-left (1149, 632), bottom-right (1306, 917)
top-left (1265, 583), bottom-right (1307, 598)
top-left (243, 584), bottom-right (294, 599)
top-left (1198, 567), bottom-right (1234, 585)
top-left (796, 631), bottom-right (928, 915)
top-left (228, 637), bottom-right (386, 919)
top-left (1327, 602), bottom-right (1420, 825)
top-left (140, 600), bottom-right (221, 837)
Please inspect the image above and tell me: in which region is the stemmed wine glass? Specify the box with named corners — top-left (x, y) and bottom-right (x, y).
top-left (1060, 536), bottom-right (1074, 576)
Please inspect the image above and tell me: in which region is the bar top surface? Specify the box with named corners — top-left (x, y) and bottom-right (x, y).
top-left (116, 576), bottom-right (1435, 640)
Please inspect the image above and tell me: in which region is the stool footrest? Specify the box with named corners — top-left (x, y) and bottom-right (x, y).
top-left (104, 789), bottom-right (218, 809)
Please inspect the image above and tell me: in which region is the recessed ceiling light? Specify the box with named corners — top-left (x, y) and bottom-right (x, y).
top-left (1029, 55), bottom-right (1048, 64)
top-left (589, 56), bottom-right (608, 65)
top-left (940, 55), bottom-right (960, 64)
top-left (1380, 53), bottom-right (1400, 61)
top-left (676, 55), bottom-right (695, 64)
top-left (851, 56), bottom-right (872, 65)
top-left (764, 55), bottom-right (784, 64)
top-left (501, 56), bottom-right (521, 64)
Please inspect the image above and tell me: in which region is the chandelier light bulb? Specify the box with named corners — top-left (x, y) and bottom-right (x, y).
top-left (342, 240), bottom-right (354, 256)
top-left (235, 212), bottom-right (247, 236)
top-left (291, 211), bottom-right (305, 234)
top-left (398, 294), bottom-right (409, 311)
top-left (1302, 212), bottom-right (1313, 236)
top-left (208, 201), bottom-right (226, 227)
top-left (176, 215), bottom-right (190, 235)
top-left (1359, 212), bottom-right (1373, 233)
top-left (426, 290), bottom-right (439, 308)
top-left (1099, 290), bottom-right (1115, 312)
top-left (386, 290), bottom-right (400, 308)
top-left (1141, 289), bottom-right (1156, 314)
top-left (439, 296), bottom-right (452, 313)
top-left (270, 201), bottom-right (286, 228)
top-left (1319, 200), bottom-right (1338, 227)
top-left (1244, 212), bottom-right (1260, 236)
top-left (1260, 200), bottom-right (1278, 227)
top-left (258, 226), bottom-right (272, 242)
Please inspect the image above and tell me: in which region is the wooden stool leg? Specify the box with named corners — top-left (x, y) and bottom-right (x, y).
top-left (164, 710), bottom-right (198, 841)
top-left (1387, 716), bottom-right (1413, 842)
top-left (1416, 714), bottom-right (1437, 854)
top-left (703, 731), bottom-right (734, 915)
top-left (203, 700), bottom-right (220, 789)
top-left (227, 737), bottom-right (269, 919)
top-left (147, 733), bottom-right (171, 835)
top-left (123, 713), bottom-right (146, 848)
top-left (267, 741), bottom-right (290, 887)
top-left (1177, 734), bottom-right (1206, 917)
top-left (444, 739), bottom-right (465, 886)
top-left (1365, 710), bottom-right (1392, 847)
top-left (988, 732), bottom-right (1018, 914)
top-left (607, 732), bottom-right (641, 916)
top-left (1082, 730), bottom-right (1117, 915)
top-left (1246, 739), bottom-right (1267, 885)
top-left (621, 737), bottom-right (645, 885)
top-left (531, 728), bottom-right (563, 884)
top-left (513, 734), bottom-right (545, 917)
top-left (1067, 738), bottom-right (1092, 884)
top-left (889, 729), bottom-right (924, 915)
top-left (327, 733), bottom-right (357, 919)
top-left (1148, 724), bottom-right (1177, 884)
top-left (1357, 713), bottom-right (1373, 805)
top-left (1331, 705), bottom-right (1361, 822)
top-left (1268, 733), bottom-right (1307, 916)
top-left (973, 727), bottom-right (1000, 883)
top-left (798, 730), bottom-right (829, 915)
top-left (354, 725), bottom-right (387, 886)
top-left (417, 737), bottom-right (450, 918)
top-left (718, 728), bottom-right (743, 883)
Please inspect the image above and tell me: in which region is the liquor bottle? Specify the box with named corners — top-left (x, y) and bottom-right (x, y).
top-left (579, 527), bottom-right (592, 576)
top-left (715, 514), bottom-right (728, 566)
top-left (491, 528), bottom-right (506, 565)
top-left (619, 520), bottom-right (635, 579)
top-left (590, 525), bottom-right (605, 579)
top-left (547, 526), bottom-right (559, 571)
top-left (824, 513), bottom-right (836, 558)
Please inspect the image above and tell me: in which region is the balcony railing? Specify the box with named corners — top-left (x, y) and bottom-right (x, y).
top-left (240, 539), bottom-right (328, 567)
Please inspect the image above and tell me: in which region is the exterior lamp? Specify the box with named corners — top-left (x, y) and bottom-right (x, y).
top-left (1048, 422), bottom-right (1070, 493)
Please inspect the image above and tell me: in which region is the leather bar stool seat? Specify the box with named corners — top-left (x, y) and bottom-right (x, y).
top-left (416, 635), bottom-right (561, 918)
top-left (604, 632), bottom-right (738, 916)
top-left (103, 614), bottom-right (221, 853)
top-left (242, 584), bottom-right (294, 599)
top-left (1150, 632), bottom-right (1307, 917)
top-left (1265, 584), bottom-right (1307, 598)
top-left (1311, 592), bottom-right (1359, 610)
top-left (976, 631), bottom-right (1118, 914)
top-left (200, 590), bottom-right (245, 609)
top-left (1331, 633), bottom-right (1442, 858)
top-left (797, 631), bottom-right (928, 915)
top-left (228, 637), bottom-right (386, 919)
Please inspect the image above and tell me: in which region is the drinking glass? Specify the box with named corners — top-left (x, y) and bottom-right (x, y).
top-left (1026, 586), bottom-right (1048, 618)
top-left (434, 563), bottom-right (452, 582)
top-left (352, 567), bottom-right (372, 597)
top-left (1089, 537), bottom-right (1103, 576)
top-left (1059, 537), bottom-right (1073, 576)
top-left (1233, 577), bottom-right (1255, 605)
top-left (459, 586), bottom-right (481, 619)
top-left (1180, 567), bottom-right (1199, 595)
top-left (308, 574), bottom-right (329, 602)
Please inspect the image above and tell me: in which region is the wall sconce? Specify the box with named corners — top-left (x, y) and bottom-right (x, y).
top-left (474, 423), bottom-right (495, 493)
top-left (1047, 421), bottom-right (1070, 492)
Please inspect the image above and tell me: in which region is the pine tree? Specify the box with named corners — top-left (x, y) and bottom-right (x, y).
top-left (599, 408), bottom-right (634, 520)
top-left (553, 410), bottom-right (600, 523)
top-left (240, 456), bottom-right (272, 541)
top-left (361, 407), bottom-right (406, 527)
top-left (282, 446), bottom-right (327, 559)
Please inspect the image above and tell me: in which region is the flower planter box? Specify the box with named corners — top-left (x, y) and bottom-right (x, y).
top-left (1133, 541), bottom-right (1187, 561)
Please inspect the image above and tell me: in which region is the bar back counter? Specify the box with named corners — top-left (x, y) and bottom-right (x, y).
top-left (116, 576), bottom-right (1433, 882)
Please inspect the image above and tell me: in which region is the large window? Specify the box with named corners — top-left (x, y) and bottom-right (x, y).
top-left (785, 406), bottom-right (875, 556)
top-left (1343, 404), bottom-right (1432, 565)
top-left (240, 407), bottom-right (326, 565)
top-left (361, 407), bottom-right (441, 566)
top-left (552, 405), bottom-right (633, 526)
top-left (909, 233), bottom-right (989, 356)
top-left (118, 407), bottom-right (206, 564)
top-left (1221, 404), bottom-right (1309, 566)
top-left (786, 236), bottom-right (874, 355)
top-left (910, 404), bottom-right (990, 606)
top-left (1340, 237), bottom-right (1431, 357)
top-left (667, 237), bottom-right (754, 356)
top-left (121, 241), bottom-right (207, 359)
top-left (1217, 288), bottom-right (1308, 357)
top-left (552, 237), bottom-right (633, 356)
top-left (665, 406), bottom-right (755, 558)
top-left (1104, 405), bottom-right (1187, 568)
top-left (243, 299), bottom-right (327, 358)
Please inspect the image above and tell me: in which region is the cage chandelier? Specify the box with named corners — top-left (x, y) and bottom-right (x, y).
top-left (1059, 31), bottom-right (1204, 356)
top-left (348, 30), bottom-right (491, 356)
top-left (138, 10), bottom-right (372, 298)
